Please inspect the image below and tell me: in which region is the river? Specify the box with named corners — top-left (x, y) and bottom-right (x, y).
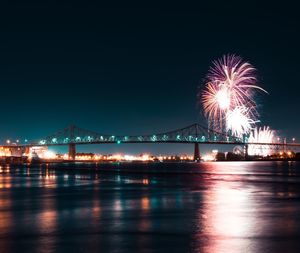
top-left (0, 161), bottom-right (299, 252)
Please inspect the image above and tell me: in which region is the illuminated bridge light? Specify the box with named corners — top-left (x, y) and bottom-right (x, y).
top-left (201, 136), bottom-right (205, 142)
top-left (39, 140), bottom-right (46, 145)
top-left (188, 135), bottom-right (193, 141)
top-left (100, 136), bottom-right (104, 141)
top-left (117, 140), bottom-right (121, 145)
top-left (176, 135), bottom-right (181, 141)
top-left (151, 135), bottom-right (157, 141)
top-left (52, 138), bottom-right (57, 143)
top-left (138, 136), bottom-right (143, 141)
top-left (123, 136), bottom-right (129, 141)
top-left (63, 137), bottom-right (69, 143)
top-left (109, 135), bottom-right (115, 141)
top-left (75, 137), bottom-right (81, 142)
top-left (162, 135), bottom-right (168, 141)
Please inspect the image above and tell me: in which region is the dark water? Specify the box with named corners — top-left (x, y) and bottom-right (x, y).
top-left (0, 162), bottom-right (300, 253)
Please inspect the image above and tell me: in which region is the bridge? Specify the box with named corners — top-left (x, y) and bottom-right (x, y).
top-left (2, 123), bottom-right (300, 161)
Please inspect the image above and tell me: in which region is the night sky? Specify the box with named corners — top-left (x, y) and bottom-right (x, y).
top-left (0, 2), bottom-right (299, 154)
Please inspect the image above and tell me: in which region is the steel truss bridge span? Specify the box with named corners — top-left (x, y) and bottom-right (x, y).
top-left (34, 124), bottom-right (242, 146)
top-left (3, 124), bottom-right (299, 160)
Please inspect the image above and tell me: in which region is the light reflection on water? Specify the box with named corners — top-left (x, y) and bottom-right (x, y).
top-left (0, 162), bottom-right (299, 252)
top-left (196, 182), bottom-right (257, 252)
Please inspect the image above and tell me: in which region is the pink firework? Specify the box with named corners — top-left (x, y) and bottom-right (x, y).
top-left (201, 54), bottom-right (267, 132)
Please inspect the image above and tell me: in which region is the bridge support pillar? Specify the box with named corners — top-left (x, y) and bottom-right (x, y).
top-left (194, 143), bottom-right (200, 161)
top-left (68, 143), bottom-right (76, 160)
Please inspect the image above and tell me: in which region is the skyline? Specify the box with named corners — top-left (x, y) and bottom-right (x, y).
top-left (0, 2), bottom-right (299, 154)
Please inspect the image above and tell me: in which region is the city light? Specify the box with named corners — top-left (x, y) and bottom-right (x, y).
top-left (2, 148), bottom-right (194, 162)
top-left (43, 151), bottom-right (56, 159)
top-left (202, 154), bottom-right (215, 161)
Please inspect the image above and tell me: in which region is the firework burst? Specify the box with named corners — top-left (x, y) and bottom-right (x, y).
top-left (226, 106), bottom-right (258, 137)
top-left (201, 54), bottom-right (267, 135)
top-left (248, 126), bottom-right (276, 156)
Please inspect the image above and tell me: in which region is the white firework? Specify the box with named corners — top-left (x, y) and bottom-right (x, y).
top-left (248, 126), bottom-right (276, 156)
top-left (226, 106), bottom-right (257, 137)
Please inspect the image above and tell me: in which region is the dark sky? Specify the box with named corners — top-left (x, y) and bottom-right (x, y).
top-left (0, 1), bottom-right (299, 154)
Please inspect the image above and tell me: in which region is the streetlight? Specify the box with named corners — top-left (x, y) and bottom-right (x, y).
top-left (6, 139), bottom-right (10, 144)
top-left (292, 137), bottom-right (295, 143)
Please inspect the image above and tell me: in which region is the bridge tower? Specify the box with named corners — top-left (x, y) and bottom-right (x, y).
top-left (194, 143), bottom-right (200, 161)
top-left (68, 125), bottom-right (76, 160)
top-left (68, 143), bottom-right (76, 160)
